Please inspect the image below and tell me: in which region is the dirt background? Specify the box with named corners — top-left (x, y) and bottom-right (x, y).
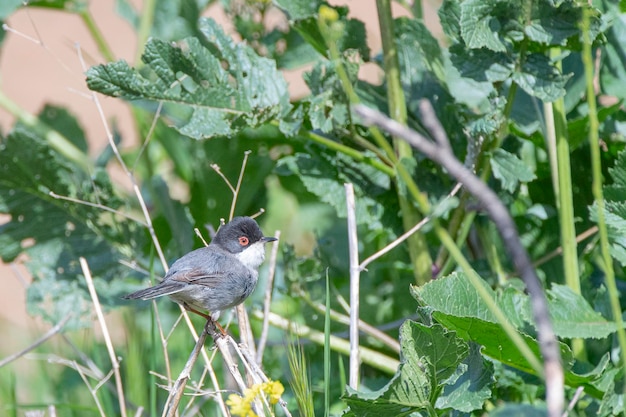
top-left (0, 0), bottom-right (440, 345)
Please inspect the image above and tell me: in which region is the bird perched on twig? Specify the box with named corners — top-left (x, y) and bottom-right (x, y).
top-left (123, 216), bottom-right (277, 333)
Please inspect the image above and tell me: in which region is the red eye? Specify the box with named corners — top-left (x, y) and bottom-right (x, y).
top-left (238, 236), bottom-right (249, 246)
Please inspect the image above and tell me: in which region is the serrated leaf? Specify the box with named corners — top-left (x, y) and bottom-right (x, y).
top-left (526, 1), bottom-right (602, 47)
top-left (0, 127), bottom-right (141, 326)
top-left (412, 273), bottom-right (574, 373)
top-left (459, 0), bottom-right (508, 52)
top-left (512, 53), bottom-right (571, 101)
top-left (450, 45), bottom-right (514, 83)
top-left (490, 148), bottom-right (536, 193)
top-left (86, 18), bottom-right (290, 139)
top-left (435, 343), bottom-right (494, 412)
top-left (344, 321), bottom-right (467, 416)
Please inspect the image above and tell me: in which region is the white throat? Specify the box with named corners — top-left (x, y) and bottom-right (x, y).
top-left (235, 241), bottom-right (266, 270)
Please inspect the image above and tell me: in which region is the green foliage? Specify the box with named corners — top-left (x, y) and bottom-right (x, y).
top-left (2, 0), bottom-right (626, 415)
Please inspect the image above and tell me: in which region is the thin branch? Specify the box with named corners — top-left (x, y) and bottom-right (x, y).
top-left (298, 290), bottom-right (400, 353)
top-left (163, 327), bottom-right (209, 417)
top-left (354, 102), bottom-right (564, 417)
top-left (358, 182), bottom-right (461, 272)
top-left (251, 310), bottom-right (400, 375)
top-left (80, 257), bottom-right (128, 417)
top-left (257, 231), bottom-right (281, 364)
top-left (75, 43), bottom-right (168, 271)
top-left (132, 101), bottom-right (164, 173)
top-left (48, 191), bottom-right (148, 226)
top-left (230, 150), bottom-right (252, 220)
top-left (345, 183), bottom-right (360, 390)
top-left (0, 313), bottom-right (72, 368)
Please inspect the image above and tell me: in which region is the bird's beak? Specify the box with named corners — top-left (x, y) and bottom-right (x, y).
top-left (262, 236), bottom-right (278, 243)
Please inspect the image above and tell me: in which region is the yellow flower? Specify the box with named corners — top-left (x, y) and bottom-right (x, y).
top-left (226, 380), bottom-right (285, 416)
top-left (319, 5), bottom-right (339, 24)
top-left (262, 380), bottom-right (285, 405)
top-left (226, 391), bottom-right (256, 417)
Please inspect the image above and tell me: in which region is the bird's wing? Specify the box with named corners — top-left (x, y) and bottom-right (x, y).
top-left (168, 268), bottom-right (227, 288)
top-left (165, 249), bottom-right (247, 289)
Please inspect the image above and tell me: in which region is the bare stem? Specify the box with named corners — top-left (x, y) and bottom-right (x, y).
top-left (257, 231), bottom-right (281, 364)
top-left (80, 257), bottom-right (128, 417)
top-left (345, 183), bottom-right (361, 390)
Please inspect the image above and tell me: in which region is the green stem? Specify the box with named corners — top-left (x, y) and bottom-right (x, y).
top-left (376, 0), bottom-right (432, 284)
top-left (79, 10), bottom-right (115, 62)
top-left (300, 128), bottom-right (395, 177)
top-left (545, 48), bottom-right (585, 360)
top-left (582, 9), bottom-right (626, 415)
top-left (134, 0), bottom-right (157, 65)
top-left (0, 90), bottom-right (91, 172)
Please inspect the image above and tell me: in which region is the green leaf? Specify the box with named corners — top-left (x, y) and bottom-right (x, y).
top-left (547, 285), bottom-right (620, 339)
top-left (274, 2), bottom-right (370, 61)
top-left (395, 17), bottom-right (446, 84)
top-left (490, 404), bottom-right (547, 417)
top-left (526, 1), bottom-right (602, 47)
top-left (490, 148), bottom-right (536, 193)
top-left (86, 18), bottom-right (290, 139)
top-left (512, 53), bottom-right (571, 101)
top-left (275, 150), bottom-right (396, 231)
top-left (344, 321), bottom-right (468, 416)
top-left (0, 127), bottom-right (141, 327)
top-left (38, 104), bottom-right (88, 153)
top-left (435, 343), bottom-right (494, 412)
top-left (412, 273), bottom-right (574, 373)
top-left (459, 0), bottom-right (508, 52)
top-left (601, 11), bottom-right (626, 100)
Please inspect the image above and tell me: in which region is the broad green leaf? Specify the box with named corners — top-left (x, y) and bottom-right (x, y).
top-left (14, 0), bottom-right (86, 13)
top-left (0, 127), bottom-right (142, 327)
top-left (512, 53), bottom-right (571, 102)
top-left (449, 45), bottom-right (514, 83)
top-left (547, 285), bottom-right (620, 339)
top-left (395, 17), bottom-right (446, 84)
top-left (344, 321), bottom-right (467, 416)
top-left (526, 1), bottom-right (602, 47)
top-left (412, 273), bottom-right (573, 373)
top-left (438, 0), bottom-right (461, 42)
top-left (459, 0), bottom-right (508, 52)
top-left (86, 18), bottom-right (290, 139)
top-left (490, 148), bottom-right (536, 193)
top-left (435, 343), bottom-right (494, 412)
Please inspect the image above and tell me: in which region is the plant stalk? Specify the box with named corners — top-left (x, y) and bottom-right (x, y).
top-left (376, 0), bottom-right (432, 284)
top-left (581, 9), bottom-right (626, 417)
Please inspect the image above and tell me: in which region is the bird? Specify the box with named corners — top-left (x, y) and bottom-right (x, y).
top-left (123, 216), bottom-right (277, 333)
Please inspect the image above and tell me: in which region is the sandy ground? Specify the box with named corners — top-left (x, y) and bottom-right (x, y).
top-left (0, 0), bottom-right (440, 345)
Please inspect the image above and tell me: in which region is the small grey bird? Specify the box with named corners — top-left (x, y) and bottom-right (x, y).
top-left (123, 216), bottom-right (277, 331)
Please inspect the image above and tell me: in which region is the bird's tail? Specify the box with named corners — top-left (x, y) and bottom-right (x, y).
top-left (122, 281), bottom-right (185, 300)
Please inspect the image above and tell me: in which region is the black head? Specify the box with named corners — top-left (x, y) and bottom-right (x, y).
top-left (211, 216), bottom-right (276, 254)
